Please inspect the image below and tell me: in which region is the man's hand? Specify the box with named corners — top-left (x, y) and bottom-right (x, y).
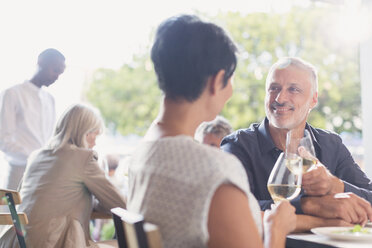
top-left (302, 162), bottom-right (344, 196)
top-left (301, 193), bottom-right (372, 225)
top-left (294, 214), bottom-right (352, 233)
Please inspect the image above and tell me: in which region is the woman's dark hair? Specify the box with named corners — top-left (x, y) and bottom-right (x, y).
top-left (151, 15), bottom-right (237, 101)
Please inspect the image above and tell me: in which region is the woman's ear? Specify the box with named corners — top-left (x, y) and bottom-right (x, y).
top-left (208, 70), bottom-right (226, 95)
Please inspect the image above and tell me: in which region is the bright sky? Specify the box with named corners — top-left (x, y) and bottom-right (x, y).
top-left (0, 0), bottom-right (299, 116)
top-left (0, 0), bottom-right (368, 117)
top-left (0, 1), bottom-right (282, 75)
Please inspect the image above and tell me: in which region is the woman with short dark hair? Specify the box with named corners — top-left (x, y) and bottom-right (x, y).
top-left (128, 15), bottom-right (296, 248)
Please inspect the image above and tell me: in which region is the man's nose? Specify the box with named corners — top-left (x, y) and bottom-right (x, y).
top-left (275, 90), bottom-right (288, 103)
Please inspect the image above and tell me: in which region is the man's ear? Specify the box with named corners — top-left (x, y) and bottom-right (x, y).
top-left (208, 70), bottom-right (226, 95)
top-left (310, 91), bottom-right (318, 109)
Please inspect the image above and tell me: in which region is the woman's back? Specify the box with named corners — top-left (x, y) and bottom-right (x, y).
top-left (21, 145), bottom-right (94, 217)
top-left (128, 135), bottom-right (262, 248)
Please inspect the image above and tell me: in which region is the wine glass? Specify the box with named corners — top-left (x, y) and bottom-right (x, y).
top-left (267, 152), bottom-right (302, 203)
top-left (286, 129), bottom-right (316, 174)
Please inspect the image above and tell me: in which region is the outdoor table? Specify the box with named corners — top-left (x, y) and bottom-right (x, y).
top-left (286, 232), bottom-right (372, 248)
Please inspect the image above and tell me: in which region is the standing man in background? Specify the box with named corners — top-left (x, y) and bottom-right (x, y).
top-left (0, 48), bottom-right (65, 189)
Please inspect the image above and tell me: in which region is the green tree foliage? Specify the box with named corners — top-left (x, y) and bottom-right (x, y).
top-left (86, 5), bottom-right (361, 136)
top-left (217, 7), bottom-right (360, 134)
top-left (85, 55), bottom-right (161, 135)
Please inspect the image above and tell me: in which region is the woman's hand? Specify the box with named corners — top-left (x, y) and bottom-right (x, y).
top-left (265, 200), bottom-right (297, 234)
top-left (263, 200), bottom-right (296, 248)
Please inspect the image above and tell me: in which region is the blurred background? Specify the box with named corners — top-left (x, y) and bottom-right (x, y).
top-left (1, 0), bottom-right (371, 183)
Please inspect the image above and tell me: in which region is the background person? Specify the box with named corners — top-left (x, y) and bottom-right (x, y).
top-left (127, 15), bottom-right (296, 248)
top-left (195, 115), bottom-right (233, 147)
top-left (0, 48), bottom-right (65, 189)
top-left (0, 103), bottom-right (126, 247)
top-left (92, 153), bottom-right (121, 241)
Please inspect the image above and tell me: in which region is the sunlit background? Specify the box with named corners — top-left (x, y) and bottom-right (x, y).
top-left (1, 0), bottom-right (372, 178)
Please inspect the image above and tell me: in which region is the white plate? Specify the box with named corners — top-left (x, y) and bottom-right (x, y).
top-left (311, 227), bottom-right (372, 241)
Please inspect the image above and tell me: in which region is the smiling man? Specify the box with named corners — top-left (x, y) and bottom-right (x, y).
top-left (221, 57), bottom-right (372, 226)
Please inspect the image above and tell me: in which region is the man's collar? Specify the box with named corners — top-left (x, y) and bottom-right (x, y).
top-left (258, 118), bottom-right (320, 154)
top-left (304, 122), bottom-right (321, 151)
top-left (257, 118), bottom-right (277, 155)
top-left (24, 80), bottom-right (41, 92)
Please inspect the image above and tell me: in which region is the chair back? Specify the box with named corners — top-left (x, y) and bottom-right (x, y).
top-left (0, 188), bottom-right (28, 248)
top-left (111, 207), bottom-right (162, 248)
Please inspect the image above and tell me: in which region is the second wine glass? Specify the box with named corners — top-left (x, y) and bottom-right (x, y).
top-left (286, 129), bottom-right (316, 174)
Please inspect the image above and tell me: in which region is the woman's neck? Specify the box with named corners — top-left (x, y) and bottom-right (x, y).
top-left (144, 97), bottom-right (211, 141)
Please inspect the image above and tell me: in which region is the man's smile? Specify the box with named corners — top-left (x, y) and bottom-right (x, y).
top-left (271, 103), bottom-right (295, 115)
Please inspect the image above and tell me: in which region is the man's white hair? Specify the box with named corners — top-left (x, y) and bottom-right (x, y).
top-left (195, 115), bottom-right (233, 142)
top-left (266, 57), bottom-right (318, 94)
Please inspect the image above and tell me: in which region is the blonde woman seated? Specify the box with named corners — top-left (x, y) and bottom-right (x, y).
top-left (0, 104), bottom-right (126, 247)
top-left (128, 15), bottom-right (296, 248)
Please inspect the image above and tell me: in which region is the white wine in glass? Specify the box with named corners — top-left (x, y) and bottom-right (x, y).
top-left (267, 184), bottom-right (301, 203)
top-left (284, 154), bottom-right (303, 176)
top-left (267, 152), bottom-right (302, 203)
top-left (302, 157), bottom-right (317, 171)
top-left (286, 129), bottom-right (316, 174)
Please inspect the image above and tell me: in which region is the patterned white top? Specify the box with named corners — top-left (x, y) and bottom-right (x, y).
top-left (128, 135), bottom-right (262, 248)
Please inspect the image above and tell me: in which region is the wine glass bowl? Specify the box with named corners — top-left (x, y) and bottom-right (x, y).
top-left (286, 129), bottom-right (316, 174)
top-left (267, 152), bottom-right (302, 203)
top-left (284, 152), bottom-right (303, 176)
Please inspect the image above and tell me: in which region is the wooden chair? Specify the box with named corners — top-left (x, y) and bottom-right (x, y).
top-left (111, 207), bottom-right (162, 248)
top-left (0, 188), bottom-right (28, 248)
top-left (91, 211), bottom-right (118, 248)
